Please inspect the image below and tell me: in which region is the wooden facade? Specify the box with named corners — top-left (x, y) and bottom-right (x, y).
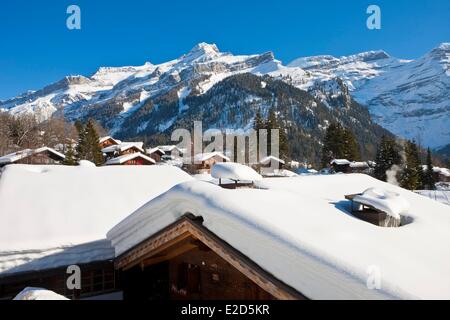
top-left (115, 215), bottom-right (305, 300)
top-left (0, 261), bottom-right (116, 300)
top-left (185, 155), bottom-right (228, 174)
top-left (99, 137), bottom-right (120, 149)
top-left (149, 150), bottom-right (164, 163)
top-left (16, 151), bottom-right (63, 165)
top-left (121, 156), bottom-right (154, 166)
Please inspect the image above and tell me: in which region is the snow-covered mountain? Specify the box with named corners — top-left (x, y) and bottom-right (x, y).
top-left (1, 42), bottom-right (448, 150)
top-left (287, 43), bottom-right (449, 149)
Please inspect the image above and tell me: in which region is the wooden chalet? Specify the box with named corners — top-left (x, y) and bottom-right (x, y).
top-left (115, 215), bottom-right (305, 300)
top-left (0, 147), bottom-right (65, 167)
top-left (102, 142), bottom-right (145, 160)
top-left (423, 166), bottom-right (450, 183)
top-left (105, 153), bottom-right (156, 166)
top-left (330, 159), bottom-right (351, 173)
top-left (0, 260), bottom-right (116, 300)
top-left (184, 152), bottom-right (230, 174)
top-left (99, 136), bottom-right (121, 149)
top-left (258, 156), bottom-right (285, 176)
top-left (147, 147), bottom-right (165, 163)
top-left (158, 145), bottom-right (184, 159)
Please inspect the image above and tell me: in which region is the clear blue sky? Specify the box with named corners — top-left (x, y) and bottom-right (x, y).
top-left (0, 0), bottom-right (448, 100)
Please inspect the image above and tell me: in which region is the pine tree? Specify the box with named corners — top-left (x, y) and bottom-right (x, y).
top-left (264, 109), bottom-right (289, 160)
top-left (63, 143), bottom-right (77, 166)
top-left (266, 109), bottom-right (277, 156)
top-left (374, 136), bottom-right (401, 181)
top-left (84, 119), bottom-right (104, 166)
top-left (253, 109), bottom-right (264, 132)
top-left (400, 140), bottom-right (424, 190)
top-left (75, 121), bottom-right (87, 161)
top-left (423, 148), bottom-right (436, 190)
top-left (321, 123), bottom-right (360, 167)
top-left (253, 109), bottom-right (265, 161)
top-left (75, 119), bottom-right (104, 166)
top-left (342, 128), bottom-right (360, 161)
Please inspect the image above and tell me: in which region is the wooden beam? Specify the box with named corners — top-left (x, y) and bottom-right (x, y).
top-left (115, 215), bottom-right (306, 300)
top-left (141, 243), bottom-right (197, 267)
top-left (186, 220), bottom-right (304, 300)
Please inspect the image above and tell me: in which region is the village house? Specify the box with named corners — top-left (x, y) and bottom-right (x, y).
top-left (0, 147), bottom-right (65, 167)
top-left (147, 147), bottom-right (165, 163)
top-left (105, 153), bottom-right (155, 166)
top-left (158, 145), bottom-right (184, 159)
top-left (99, 136), bottom-right (122, 149)
top-left (102, 142), bottom-right (145, 161)
top-left (330, 159), bottom-right (351, 173)
top-left (184, 152), bottom-right (230, 174)
top-left (330, 159), bottom-right (372, 174)
top-left (257, 156), bottom-right (285, 176)
top-left (423, 166), bottom-right (450, 183)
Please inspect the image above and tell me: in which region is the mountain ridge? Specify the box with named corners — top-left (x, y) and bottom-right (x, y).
top-left (0, 42), bottom-right (448, 150)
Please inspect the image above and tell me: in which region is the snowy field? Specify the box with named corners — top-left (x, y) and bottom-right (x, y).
top-left (0, 164), bottom-right (192, 275)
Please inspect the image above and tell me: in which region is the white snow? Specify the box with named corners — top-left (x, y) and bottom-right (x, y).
top-left (350, 162), bottom-right (370, 169)
top-left (104, 152), bottom-right (156, 165)
top-left (102, 142), bottom-right (144, 154)
top-left (331, 159), bottom-right (351, 165)
top-left (108, 173), bottom-right (450, 300)
top-left (193, 152), bottom-right (230, 163)
top-left (259, 156), bottom-right (285, 165)
top-left (211, 162), bottom-right (262, 182)
top-left (353, 188), bottom-right (410, 219)
top-left (14, 287), bottom-right (69, 300)
top-left (0, 147), bottom-right (65, 165)
top-left (0, 165), bottom-right (192, 275)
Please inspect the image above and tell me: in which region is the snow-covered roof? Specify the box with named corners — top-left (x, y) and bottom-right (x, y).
top-left (158, 145), bottom-right (183, 153)
top-left (108, 174), bottom-right (450, 299)
top-left (330, 159), bottom-right (351, 165)
top-left (193, 152), bottom-right (230, 163)
top-left (102, 142), bottom-right (144, 154)
top-left (99, 136), bottom-right (122, 145)
top-left (104, 152), bottom-right (156, 165)
top-left (147, 147), bottom-right (165, 155)
top-left (259, 156), bottom-right (285, 165)
top-left (0, 147), bottom-right (65, 165)
top-left (350, 162), bottom-right (370, 168)
top-left (263, 169), bottom-right (298, 177)
top-left (211, 162), bottom-right (262, 182)
top-left (422, 166), bottom-right (450, 177)
top-left (0, 165), bottom-right (192, 276)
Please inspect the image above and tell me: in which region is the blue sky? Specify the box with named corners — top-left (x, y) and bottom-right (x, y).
top-left (0, 0), bottom-right (448, 100)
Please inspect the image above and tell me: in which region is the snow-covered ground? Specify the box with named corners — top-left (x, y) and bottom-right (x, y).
top-left (416, 190), bottom-right (450, 206)
top-left (0, 164), bottom-right (192, 275)
top-left (14, 287), bottom-right (69, 300)
top-left (108, 174), bottom-right (450, 300)
top-left (2, 164), bottom-right (450, 299)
